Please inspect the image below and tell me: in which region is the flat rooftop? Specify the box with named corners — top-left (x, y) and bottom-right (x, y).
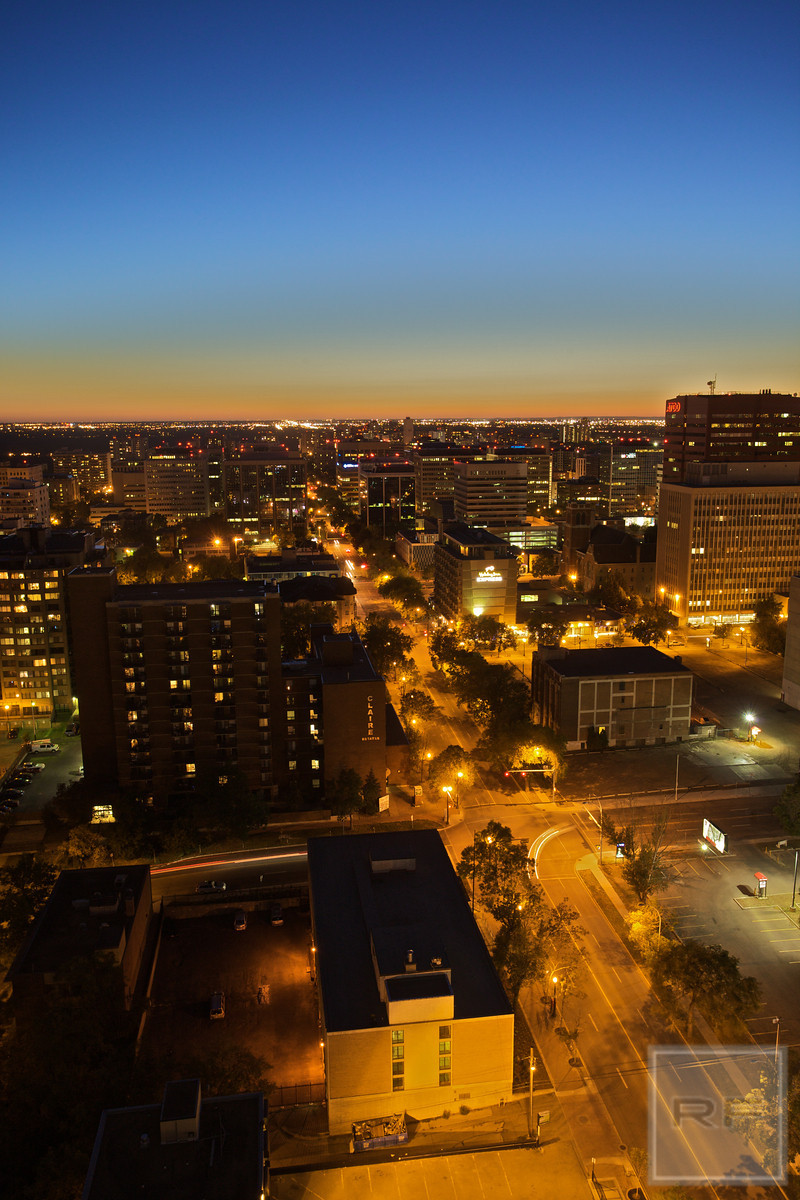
top-left (115, 580), bottom-right (274, 602)
top-left (7, 865), bottom-right (150, 981)
top-left (83, 1091), bottom-right (265, 1200)
top-left (308, 830), bottom-right (512, 1033)
top-left (539, 646), bottom-right (690, 677)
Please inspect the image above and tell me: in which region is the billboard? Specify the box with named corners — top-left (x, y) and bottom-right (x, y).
top-left (702, 818), bottom-right (727, 853)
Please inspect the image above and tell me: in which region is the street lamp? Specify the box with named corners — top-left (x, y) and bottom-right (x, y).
top-left (773, 1016), bottom-right (780, 1065)
top-left (455, 770), bottom-right (463, 810)
top-left (442, 785), bottom-right (452, 826)
top-left (550, 974), bottom-right (558, 1017)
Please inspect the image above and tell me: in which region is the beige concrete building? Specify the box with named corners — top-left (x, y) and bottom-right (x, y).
top-left (532, 645), bottom-right (693, 751)
top-left (656, 461), bottom-right (800, 624)
top-left (308, 831), bottom-right (514, 1134)
top-left (434, 523), bottom-right (518, 624)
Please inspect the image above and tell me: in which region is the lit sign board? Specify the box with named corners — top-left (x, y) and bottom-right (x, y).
top-left (476, 564), bottom-right (503, 583)
top-left (666, 401), bottom-right (682, 414)
top-left (702, 818), bottom-right (727, 853)
top-left (362, 693), bottom-right (380, 742)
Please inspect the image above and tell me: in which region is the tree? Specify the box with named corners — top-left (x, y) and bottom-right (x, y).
top-left (530, 550), bottom-right (560, 576)
top-left (377, 574), bottom-right (425, 617)
top-left (654, 940), bottom-right (761, 1036)
top-left (750, 596), bottom-right (786, 655)
top-left (329, 768), bottom-right (363, 825)
top-left (475, 718), bottom-right (564, 781)
top-left (359, 614), bottom-right (413, 677)
top-left (281, 601), bottom-right (337, 659)
top-left (361, 768), bottom-right (382, 815)
top-left (427, 745), bottom-right (475, 799)
top-left (458, 820), bottom-right (541, 927)
top-left (622, 845), bottom-right (676, 902)
top-left (400, 688), bottom-right (437, 725)
top-left (527, 606), bottom-right (572, 647)
top-left (587, 571), bottom-right (635, 614)
top-left (712, 621), bottom-right (730, 642)
top-left (774, 778), bottom-right (800, 836)
top-left (50, 826), bottom-right (109, 870)
top-left (0, 854), bottom-right (58, 962)
top-left (626, 601), bottom-right (678, 646)
top-left (626, 905), bottom-right (668, 964)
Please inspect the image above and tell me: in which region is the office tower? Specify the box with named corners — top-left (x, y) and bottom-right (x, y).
top-left (662, 390), bottom-right (800, 484)
top-left (403, 416), bottom-right (414, 445)
top-left (111, 469), bottom-right (147, 511)
top-left (657, 389), bottom-right (800, 623)
top-left (656, 460), bottom-right (800, 624)
top-left (358, 460), bottom-right (415, 536)
top-left (433, 524), bottom-right (518, 623)
top-left (223, 452), bottom-right (307, 537)
top-left (51, 448), bottom-right (112, 498)
top-left (0, 528), bottom-right (105, 721)
top-left (598, 440), bottom-right (662, 517)
top-left (144, 451), bottom-right (211, 521)
top-left (453, 459), bottom-right (527, 527)
top-left (310, 428), bottom-right (336, 482)
top-left (67, 571), bottom-right (285, 804)
top-left (334, 439), bottom-right (387, 509)
top-left (0, 463), bottom-right (51, 527)
top-left (412, 443), bottom-right (483, 515)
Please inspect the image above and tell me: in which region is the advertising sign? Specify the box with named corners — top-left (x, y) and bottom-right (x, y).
top-left (702, 818), bottom-right (727, 853)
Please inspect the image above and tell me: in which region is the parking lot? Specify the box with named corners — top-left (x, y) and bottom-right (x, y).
top-left (0, 735), bottom-right (83, 814)
top-left (144, 904), bottom-right (324, 1090)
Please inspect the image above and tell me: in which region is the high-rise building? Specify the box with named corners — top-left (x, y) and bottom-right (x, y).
top-left (0, 528), bottom-right (105, 720)
top-left (67, 572), bottom-right (285, 804)
top-left (412, 444), bottom-right (483, 515)
top-left (358, 460), bottom-right (415, 536)
top-left (51, 448), bottom-right (112, 498)
top-left (144, 452), bottom-right (210, 521)
top-left (453, 459), bottom-right (528, 527)
top-left (0, 463), bottom-right (50, 527)
top-left (598, 440), bottom-right (661, 517)
top-left (662, 390), bottom-right (800, 484)
top-left (657, 389), bottom-right (800, 624)
top-left (223, 452), bottom-right (307, 537)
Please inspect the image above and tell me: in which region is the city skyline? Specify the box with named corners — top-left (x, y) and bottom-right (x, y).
top-left (2, 2), bottom-right (798, 421)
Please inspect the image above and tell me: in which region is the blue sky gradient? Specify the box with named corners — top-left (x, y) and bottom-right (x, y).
top-left (1, 1), bottom-right (798, 418)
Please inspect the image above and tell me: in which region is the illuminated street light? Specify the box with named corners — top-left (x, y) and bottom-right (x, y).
top-left (550, 974), bottom-right (558, 1017)
top-left (442, 785), bottom-right (452, 826)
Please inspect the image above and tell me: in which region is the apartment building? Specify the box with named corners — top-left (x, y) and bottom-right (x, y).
top-left (0, 463), bottom-right (50, 527)
top-left (453, 459), bottom-right (528, 527)
top-left (0, 528), bottom-right (105, 720)
top-left (144, 452), bottom-right (211, 521)
top-left (51, 448), bottom-right (112, 498)
top-left (67, 572), bottom-right (285, 804)
top-left (223, 452), bottom-right (307, 536)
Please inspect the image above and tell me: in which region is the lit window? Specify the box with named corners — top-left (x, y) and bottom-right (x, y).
top-left (288, 760), bottom-right (297, 771)
top-left (311, 759), bottom-right (320, 770)
top-left (186, 763), bottom-right (196, 774)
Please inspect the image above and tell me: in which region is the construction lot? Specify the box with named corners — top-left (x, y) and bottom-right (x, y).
top-left (143, 904), bottom-right (324, 1090)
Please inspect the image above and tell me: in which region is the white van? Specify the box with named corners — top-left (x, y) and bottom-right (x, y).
top-left (30, 739), bottom-right (60, 754)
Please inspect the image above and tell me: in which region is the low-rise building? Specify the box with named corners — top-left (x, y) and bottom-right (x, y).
top-left (6, 865), bottom-right (153, 1013)
top-left (83, 1079), bottom-right (267, 1200)
top-left (575, 523), bottom-right (657, 599)
top-left (308, 830), bottom-right (514, 1134)
top-left (531, 645), bottom-right (693, 750)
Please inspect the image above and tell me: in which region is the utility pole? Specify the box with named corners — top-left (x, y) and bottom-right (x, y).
top-left (528, 1049), bottom-right (536, 1138)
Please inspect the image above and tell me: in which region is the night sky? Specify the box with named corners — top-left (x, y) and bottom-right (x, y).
top-left (2, 1), bottom-right (798, 420)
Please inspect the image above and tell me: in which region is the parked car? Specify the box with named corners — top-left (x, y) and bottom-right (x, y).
top-left (209, 992), bottom-right (226, 1020)
top-left (11, 775), bottom-right (33, 786)
top-left (233, 910), bottom-right (247, 932)
top-left (1, 788), bottom-right (23, 799)
top-left (270, 902), bottom-right (284, 927)
top-left (196, 880), bottom-right (227, 894)
top-left (24, 762), bottom-right (45, 772)
top-left (0, 799), bottom-right (19, 812)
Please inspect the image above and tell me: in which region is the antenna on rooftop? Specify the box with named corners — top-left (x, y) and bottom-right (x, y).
top-left (707, 375), bottom-right (717, 395)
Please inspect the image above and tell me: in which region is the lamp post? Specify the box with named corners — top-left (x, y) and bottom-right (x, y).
top-left (528, 1049), bottom-right (536, 1139)
top-left (550, 973), bottom-right (558, 1017)
top-left (455, 770), bottom-right (463, 811)
top-left (442, 785), bottom-right (452, 826)
top-left (773, 1016), bottom-right (780, 1065)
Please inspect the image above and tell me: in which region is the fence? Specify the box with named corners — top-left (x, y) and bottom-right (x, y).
top-left (270, 1081), bottom-right (325, 1109)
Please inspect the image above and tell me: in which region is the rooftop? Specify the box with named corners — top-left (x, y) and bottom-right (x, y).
top-left (538, 645), bottom-right (690, 678)
top-left (7, 865), bottom-right (150, 982)
top-left (83, 1086), bottom-right (265, 1200)
top-left (308, 623), bottom-right (382, 684)
top-left (307, 830), bottom-right (512, 1033)
top-left (115, 580), bottom-right (274, 602)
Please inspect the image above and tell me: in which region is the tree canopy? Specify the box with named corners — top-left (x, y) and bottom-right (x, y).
top-left (654, 940), bottom-right (761, 1036)
top-left (359, 613), bottom-right (414, 677)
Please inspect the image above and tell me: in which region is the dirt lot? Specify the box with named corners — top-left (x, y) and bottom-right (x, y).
top-left (143, 904), bottom-right (324, 1089)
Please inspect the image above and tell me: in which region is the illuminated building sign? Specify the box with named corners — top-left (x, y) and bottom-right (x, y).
top-left (702, 818), bottom-right (727, 853)
top-left (666, 401), bottom-right (682, 414)
top-left (362, 693), bottom-right (380, 742)
top-left (476, 564), bottom-right (503, 583)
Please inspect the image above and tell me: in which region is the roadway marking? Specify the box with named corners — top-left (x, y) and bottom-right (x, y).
top-left (616, 1066), bottom-right (629, 1089)
top-left (588, 1013), bottom-right (599, 1032)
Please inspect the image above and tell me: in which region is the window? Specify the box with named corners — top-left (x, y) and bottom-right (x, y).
top-left (311, 758), bottom-right (320, 771)
top-left (439, 1072), bottom-right (451, 1086)
top-left (288, 760), bottom-right (297, 771)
